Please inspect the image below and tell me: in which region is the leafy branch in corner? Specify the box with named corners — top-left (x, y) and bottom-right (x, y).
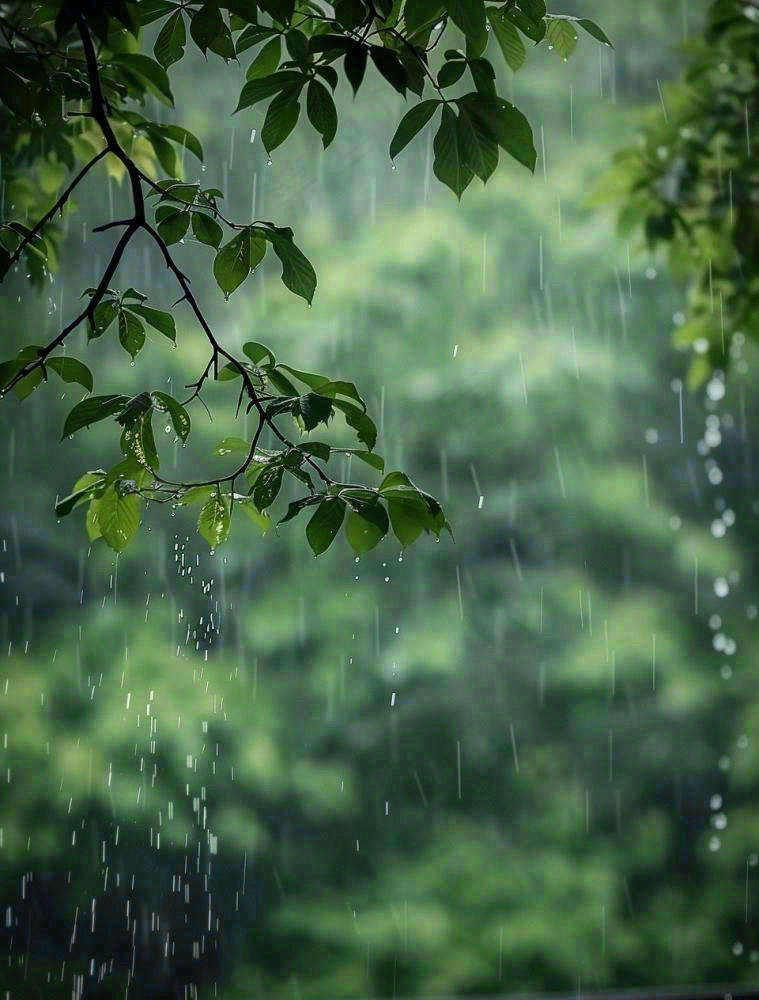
top-left (0, 0), bottom-right (609, 555)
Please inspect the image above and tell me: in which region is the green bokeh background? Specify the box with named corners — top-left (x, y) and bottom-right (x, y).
top-left (5, 1), bottom-right (759, 996)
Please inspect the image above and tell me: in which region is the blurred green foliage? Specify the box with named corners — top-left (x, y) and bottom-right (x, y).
top-left (9, 0), bottom-right (759, 998)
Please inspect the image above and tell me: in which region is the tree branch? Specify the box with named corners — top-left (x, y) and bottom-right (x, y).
top-left (4, 149), bottom-right (107, 273)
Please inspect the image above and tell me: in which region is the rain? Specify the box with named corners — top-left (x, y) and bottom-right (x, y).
top-left (2, 0), bottom-right (759, 998)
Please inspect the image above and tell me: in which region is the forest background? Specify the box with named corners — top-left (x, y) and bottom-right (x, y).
top-left (5, 0), bottom-right (759, 997)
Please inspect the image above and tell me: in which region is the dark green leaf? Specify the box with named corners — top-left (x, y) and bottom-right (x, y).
top-left (246, 36), bottom-right (282, 78)
top-left (154, 10), bottom-right (186, 67)
top-left (433, 103), bottom-right (473, 199)
top-left (506, 5), bottom-right (545, 41)
top-left (370, 45), bottom-right (408, 95)
top-left (62, 395), bottom-right (128, 438)
top-left (235, 71), bottom-right (306, 111)
top-left (129, 304), bottom-right (176, 342)
top-left (118, 310), bottom-right (146, 359)
top-left (213, 228), bottom-right (265, 297)
top-left (457, 92), bottom-right (536, 171)
top-left (262, 88), bottom-right (302, 153)
top-left (297, 441), bottom-right (331, 461)
top-left (110, 54), bottom-right (174, 105)
top-left (388, 494), bottom-right (428, 546)
top-left (47, 356), bottom-right (94, 392)
top-left (307, 79), bottom-right (338, 148)
top-left (390, 99), bottom-right (440, 160)
top-left (192, 212), bottom-right (224, 248)
top-left (278, 494), bottom-right (322, 525)
top-left (55, 474), bottom-right (106, 518)
top-left (332, 398), bottom-right (377, 450)
top-left (345, 499), bottom-right (389, 554)
top-left (89, 299), bottom-right (119, 338)
top-left (152, 391), bottom-right (191, 441)
top-left (437, 60), bottom-right (467, 88)
top-left (344, 41), bottom-right (368, 94)
top-left (295, 392), bottom-right (333, 430)
top-left (455, 97), bottom-right (499, 181)
top-left (190, 1), bottom-right (226, 55)
top-left (253, 465), bottom-right (284, 510)
top-left (262, 227), bottom-right (317, 304)
top-left (306, 498), bottom-right (345, 555)
top-left (444, 0), bottom-right (487, 50)
top-left (577, 18), bottom-right (612, 47)
top-left (156, 208), bottom-right (190, 245)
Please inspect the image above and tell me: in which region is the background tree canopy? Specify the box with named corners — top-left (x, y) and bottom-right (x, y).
top-left (4, 1), bottom-right (759, 1000)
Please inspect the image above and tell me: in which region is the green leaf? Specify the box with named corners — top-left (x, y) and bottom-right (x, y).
top-left (213, 228), bottom-right (265, 298)
top-left (577, 18), bottom-right (613, 47)
top-left (306, 498), bottom-right (345, 555)
top-left (345, 499), bottom-right (389, 554)
top-left (55, 474), bottom-right (106, 517)
top-left (98, 485), bottom-right (141, 552)
top-left (370, 45), bottom-right (408, 95)
top-left (47, 356), bottom-right (94, 392)
top-left (128, 304), bottom-right (176, 342)
top-left (457, 92), bottom-right (536, 172)
top-left (156, 208), bottom-right (190, 245)
top-left (390, 99), bottom-right (440, 160)
top-left (295, 392), bottom-right (333, 430)
top-left (198, 493), bottom-right (231, 547)
top-left (192, 212), bottom-right (223, 249)
top-left (468, 57), bottom-right (496, 95)
top-left (177, 485), bottom-right (214, 506)
top-left (14, 368), bottom-right (43, 400)
top-left (297, 441), bottom-right (331, 462)
top-left (262, 88), bottom-right (302, 153)
top-left (505, 6), bottom-right (545, 42)
top-left (344, 41), bottom-right (368, 94)
top-left (154, 10), bottom-right (186, 68)
top-left (252, 465), bottom-right (284, 510)
top-left (444, 0), bottom-right (487, 50)
top-left (278, 494), bottom-right (321, 525)
top-left (246, 36), bottom-right (282, 78)
top-left (89, 300), bottom-right (119, 338)
top-left (545, 17), bottom-right (578, 59)
top-left (388, 494), bottom-right (428, 546)
top-left (149, 123), bottom-right (204, 162)
top-left (487, 6), bottom-right (526, 70)
top-left (214, 436), bottom-right (249, 456)
top-left (332, 398), bottom-right (377, 450)
top-left (433, 104), bottom-right (472, 199)
top-left (307, 79), bottom-right (338, 148)
top-left (455, 96), bottom-right (499, 182)
top-left (62, 395), bottom-right (127, 438)
top-left (152, 391), bottom-right (191, 441)
top-left (341, 449), bottom-right (385, 472)
top-left (115, 392), bottom-right (153, 428)
top-left (262, 227), bottom-right (317, 304)
top-left (238, 499), bottom-right (273, 533)
top-left (118, 310), bottom-right (146, 359)
top-left (438, 60), bottom-right (467, 88)
top-left (110, 54), bottom-right (174, 105)
top-left (86, 500), bottom-right (102, 541)
top-left (190, 1), bottom-right (226, 56)
top-left (243, 341), bottom-right (277, 365)
top-left (235, 71), bottom-right (306, 111)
